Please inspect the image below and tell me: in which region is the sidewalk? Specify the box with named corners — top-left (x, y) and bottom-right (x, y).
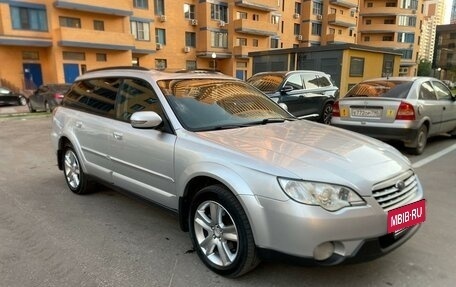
top-left (0, 105), bottom-right (29, 115)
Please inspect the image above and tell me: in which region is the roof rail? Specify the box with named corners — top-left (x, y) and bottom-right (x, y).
top-left (86, 66), bottom-right (150, 73)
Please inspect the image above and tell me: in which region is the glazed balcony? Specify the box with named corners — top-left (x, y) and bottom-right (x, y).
top-left (327, 13), bottom-right (357, 28)
top-left (53, 0), bottom-right (132, 16)
top-left (57, 27), bottom-right (134, 50)
top-left (234, 19), bottom-right (278, 37)
top-left (235, 0), bottom-right (279, 12)
top-left (329, 0), bottom-right (358, 9)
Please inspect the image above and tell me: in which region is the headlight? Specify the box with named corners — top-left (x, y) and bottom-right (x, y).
top-left (278, 178), bottom-right (366, 211)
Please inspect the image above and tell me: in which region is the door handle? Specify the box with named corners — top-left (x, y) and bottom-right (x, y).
top-left (75, 121), bottom-right (82, 128)
top-left (113, 132), bottom-right (123, 140)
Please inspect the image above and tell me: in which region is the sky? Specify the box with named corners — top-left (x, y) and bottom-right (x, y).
top-left (444, 0), bottom-right (452, 24)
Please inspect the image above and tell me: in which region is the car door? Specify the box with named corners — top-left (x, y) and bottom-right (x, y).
top-left (432, 80), bottom-right (456, 133)
top-left (301, 73), bottom-right (328, 117)
top-left (63, 78), bottom-right (118, 182)
top-left (417, 81), bottom-right (442, 135)
top-left (277, 74), bottom-right (309, 118)
top-left (110, 78), bottom-right (178, 209)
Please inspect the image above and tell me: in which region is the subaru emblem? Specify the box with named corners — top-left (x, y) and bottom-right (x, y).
top-left (395, 180), bottom-right (406, 190)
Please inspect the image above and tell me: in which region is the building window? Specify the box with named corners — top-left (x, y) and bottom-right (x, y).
top-left (365, 19), bottom-right (371, 25)
top-left (367, 2), bottom-right (373, 7)
top-left (96, 53), bottom-right (107, 62)
top-left (329, 28), bottom-right (335, 34)
top-left (10, 5), bottom-right (48, 31)
top-left (271, 15), bottom-right (280, 24)
top-left (253, 14), bottom-right (259, 21)
top-left (155, 59), bottom-right (167, 70)
top-left (312, 2), bottom-right (323, 15)
top-left (399, 49), bottom-right (413, 59)
top-left (398, 16), bottom-right (416, 26)
top-left (236, 38), bottom-right (247, 46)
top-left (211, 31), bottom-right (228, 48)
top-left (397, 32), bottom-right (415, 43)
top-left (270, 38), bottom-right (279, 48)
top-left (252, 39), bottom-right (259, 47)
top-left (386, 2), bottom-right (396, 7)
top-left (154, 0), bottom-right (164, 15)
top-left (237, 12), bottom-right (247, 19)
top-left (400, 0), bottom-right (418, 9)
top-left (384, 19), bottom-right (394, 24)
top-left (132, 57), bottom-right (139, 66)
top-left (94, 20), bottom-right (104, 31)
top-left (22, 51), bottom-right (39, 60)
top-left (63, 51), bottom-right (85, 61)
top-left (134, 0), bottom-right (148, 9)
top-left (211, 3), bottom-right (228, 22)
top-left (330, 8), bottom-right (337, 14)
top-left (294, 23), bottom-right (300, 35)
top-left (349, 57), bottom-right (364, 77)
top-left (295, 2), bottom-right (302, 14)
top-left (185, 32), bottom-right (196, 47)
top-left (311, 23), bottom-right (322, 36)
top-left (59, 17), bottom-right (81, 28)
top-left (364, 36), bottom-right (370, 42)
top-left (186, 60), bottom-right (197, 70)
top-left (184, 4), bottom-right (195, 19)
top-left (156, 28), bottom-right (166, 44)
top-left (382, 36), bottom-right (393, 41)
top-left (131, 21), bottom-right (150, 41)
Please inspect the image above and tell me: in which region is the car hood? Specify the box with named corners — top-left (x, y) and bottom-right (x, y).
top-left (197, 120), bottom-right (410, 195)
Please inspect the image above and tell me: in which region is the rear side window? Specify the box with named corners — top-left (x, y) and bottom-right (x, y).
top-left (63, 78), bottom-right (120, 117)
top-left (318, 75), bottom-right (332, 87)
top-left (432, 81), bottom-right (452, 101)
top-left (302, 73), bottom-right (319, 89)
top-left (285, 74), bottom-right (303, 90)
top-left (419, 82), bottom-right (437, 100)
top-left (345, 80), bottom-right (412, 99)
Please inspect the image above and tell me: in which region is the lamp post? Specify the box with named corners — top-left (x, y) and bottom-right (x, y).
top-left (211, 52), bottom-right (216, 71)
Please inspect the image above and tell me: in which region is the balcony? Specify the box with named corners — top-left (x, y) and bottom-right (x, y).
top-left (53, 0), bottom-right (132, 16)
top-left (360, 24), bottom-right (415, 33)
top-left (233, 46), bottom-right (265, 58)
top-left (235, 0), bottom-right (279, 12)
top-left (329, 0), bottom-right (358, 9)
top-left (325, 34), bottom-right (355, 44)
top-left (234, 19), bottom-right (278, 37)
top-left (360, 7), bottom-right (416, 17)
top-left (56, 27), bottom-right (135, 50)
top-left (327, 13), bottom-right (357, 28)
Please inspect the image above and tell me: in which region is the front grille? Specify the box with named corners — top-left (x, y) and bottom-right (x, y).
top-left (372, 170), bottom-right (418, 211)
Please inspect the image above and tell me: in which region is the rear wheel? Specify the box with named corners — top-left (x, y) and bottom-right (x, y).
top-left (18, 96), bottom-right (27, 106)
top-left (407, 125), bottom-right (428, 155)
top-left (319, 103), bottom-right (333, 124)
top-left (62, 143), bottom-right (92, 194)
top-left (189, 185), bottom-right (259, 277)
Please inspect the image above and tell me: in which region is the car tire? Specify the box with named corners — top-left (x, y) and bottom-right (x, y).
top-left (189, 185), bottom-right (259, 278)
top-left (319, 102), bottom-right (333, 125)
top-left (62, 143), bottom-right (92, 194)
top-left (18, 96), bottom-right (27, 106)
top-left (28, 101), bottom-right (36, 113)
top-left (407, 125), bottom-right (428, 155)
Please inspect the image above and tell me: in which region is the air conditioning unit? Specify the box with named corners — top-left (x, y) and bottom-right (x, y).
top-left (293, 13), bottom-right (300, 19)
top-left (159, 15), bottom-right (167, 22)
top-left (156, 43), bottom-right (163, 50)
top-left (317, 14), bottom-right (323, 20)
top-left (219, 20), bottom-right (226, 27)
top-left (296, 35), bottom-right (303, 41)
top-left (184, 46), bottom-right (191, 53)
top-left (191, 19), bottom-right (198, 26)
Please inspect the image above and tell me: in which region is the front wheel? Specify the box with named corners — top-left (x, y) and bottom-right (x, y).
top-left (18, 96), bottom-right (27, 106)
top-left (189, 185), bottom-right (259, 277)
top-left (62, 144), bottom-right (92, 194)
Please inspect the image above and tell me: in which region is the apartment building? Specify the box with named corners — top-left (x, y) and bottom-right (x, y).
top-left (357, 0), bottom-right (423, 77)
top-left (0, 0), bottom-right (426, 93)
top-left (419, 0), bottom-right (445, 63)
top-left (433, 23), bottom-right (456, 81)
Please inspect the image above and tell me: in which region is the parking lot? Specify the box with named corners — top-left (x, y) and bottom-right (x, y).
top-left (0, 111), bottom-right (455, 287)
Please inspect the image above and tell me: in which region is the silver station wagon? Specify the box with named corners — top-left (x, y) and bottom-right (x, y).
top-left (51, 67), bottom-right (425, 277)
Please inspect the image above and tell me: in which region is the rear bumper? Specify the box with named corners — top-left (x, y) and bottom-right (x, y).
top-left (331, 119), bottom-right (419, 143)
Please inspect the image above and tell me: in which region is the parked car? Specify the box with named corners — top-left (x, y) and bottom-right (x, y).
top-left (28, 84), bottom-right (71, 112)
top-left (0, 86), bottom-right (27, 106)
top-left (331, 77), bottom-right (456, 154)
top-left (52, 67), bottom-right (425, 277)
top-left (247, 70), bottom-right (339, 124)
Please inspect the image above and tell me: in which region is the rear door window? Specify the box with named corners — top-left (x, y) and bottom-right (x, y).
top-left (419, 82), bottom-right (437, 100)
top-left (318, 75), bottom-right (332, 87)
top-left (302, 73), bottom-right (319, 89)
top-left (284, 74), bottom-right (303, 90)
top-left (432, 81), bottom-right (452, 101)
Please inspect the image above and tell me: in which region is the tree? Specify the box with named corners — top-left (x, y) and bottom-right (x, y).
top-left (417, 59), bottom-right (433, 76)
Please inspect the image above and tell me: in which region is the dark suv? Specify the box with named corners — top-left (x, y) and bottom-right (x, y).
top-left (247, 70), bottom-right (339, 124)
top-left (28, 84), bottom-right (71, 112)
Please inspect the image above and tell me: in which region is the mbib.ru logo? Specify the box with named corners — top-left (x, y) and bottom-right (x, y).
top-left (387, 199), bottom-right (426, 233)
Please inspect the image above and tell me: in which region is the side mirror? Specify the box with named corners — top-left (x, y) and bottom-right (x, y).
top-left (130, 111), bottom-right (162, 129)
top-left (280, 85), bottom-right (293, 94)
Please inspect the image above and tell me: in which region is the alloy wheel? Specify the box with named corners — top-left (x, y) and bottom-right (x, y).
top-left (64, 149), bottom-right (81, 190)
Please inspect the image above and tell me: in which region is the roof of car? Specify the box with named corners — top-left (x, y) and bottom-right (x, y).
top-left (252, 70), bottom-right (329, 77)
top-left (360, 76), bottom-right (437, 82)
top-left (76, 66), bottom-right (237, 82)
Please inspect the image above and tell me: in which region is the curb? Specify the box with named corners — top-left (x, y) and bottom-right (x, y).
top-left (0, 112), bottom-right (51, 120)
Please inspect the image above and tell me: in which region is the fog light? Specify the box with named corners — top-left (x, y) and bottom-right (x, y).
top-left (313, 242), bottom-right (335, 261)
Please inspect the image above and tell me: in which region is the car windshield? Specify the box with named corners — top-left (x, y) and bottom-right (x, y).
top-left (158, 78), bottom-right (293, 131)
top-left (247, 74), bottom-right (285, 93)
top-left (345, 80), bottom-right (413, 99)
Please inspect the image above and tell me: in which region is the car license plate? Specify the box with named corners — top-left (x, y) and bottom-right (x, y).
top-left (387, 199), bottom-right (426, 233)
top-left (350, 108), bottom-right (382, 118)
